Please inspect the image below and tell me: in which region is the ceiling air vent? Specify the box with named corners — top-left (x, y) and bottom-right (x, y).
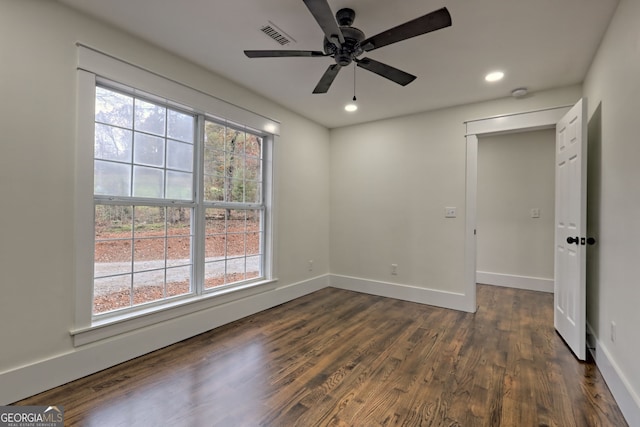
top-left (260, 21), bottom-right (296, 46)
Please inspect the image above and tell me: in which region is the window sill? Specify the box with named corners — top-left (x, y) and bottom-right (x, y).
top-left (70, 279), bottom-right (278, 347)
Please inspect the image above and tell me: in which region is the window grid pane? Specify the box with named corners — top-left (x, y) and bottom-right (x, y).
top-left (203, 120), bottom-right (263, 204)
top-left (204, 207), bottom-right (263, 290)
top-left (94, 86), bottom-right (194, 201)
top-left (93, 204), bottom-right (193, 315)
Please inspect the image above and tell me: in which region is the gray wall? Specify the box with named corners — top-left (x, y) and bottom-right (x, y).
top-left (477, 129), bottom-right (555, 281)
top-left (583, 0), bottom-right (640, 420)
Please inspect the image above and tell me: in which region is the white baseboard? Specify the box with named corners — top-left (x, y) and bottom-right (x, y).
top-left (587, 323), bottom-right (640, 426)
top-left (329, 274), bottom-right (474, 312)
top-left (0, 274), bottom-right (329, 405)
top-left (476, 271), bottom-right (554, 293)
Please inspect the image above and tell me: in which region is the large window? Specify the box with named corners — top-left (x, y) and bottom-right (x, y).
top-left (92, 85), bottom-right (267, 316)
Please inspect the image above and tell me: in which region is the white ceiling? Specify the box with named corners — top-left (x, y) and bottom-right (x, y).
top-left (57, 0), bottom-right (618, 128)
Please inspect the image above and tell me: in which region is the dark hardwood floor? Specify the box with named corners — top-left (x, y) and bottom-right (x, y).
top-left (15, 285), bottom-right (627, 426)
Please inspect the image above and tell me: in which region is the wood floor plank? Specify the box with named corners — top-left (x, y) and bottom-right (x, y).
top-left (14, 285), bottom-right (628, 426)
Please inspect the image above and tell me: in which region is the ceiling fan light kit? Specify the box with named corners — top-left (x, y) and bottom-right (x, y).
top-left (244, 0), bottom-right (452, 95)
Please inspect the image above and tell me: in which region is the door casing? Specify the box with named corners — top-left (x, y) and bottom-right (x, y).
top-left (464, 106), bottom-right (572, 312)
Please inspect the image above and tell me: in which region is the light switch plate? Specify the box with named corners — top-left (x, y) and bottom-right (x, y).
top-left (445, 207), bottom-right (457, 218)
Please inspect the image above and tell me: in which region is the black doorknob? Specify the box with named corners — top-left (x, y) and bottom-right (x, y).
top-left (587, 237), bottom-right (596, 245)
top-left (567, 236), bottom-right (579, 244)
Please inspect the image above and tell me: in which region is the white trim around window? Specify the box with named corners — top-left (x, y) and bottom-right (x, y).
top-left (76, 44), bottom-right (280, 136)
top-left (72, 45), bottom-right (277, 346)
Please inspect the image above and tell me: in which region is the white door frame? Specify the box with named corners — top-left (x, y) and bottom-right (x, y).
top-left (464, 106), bottom-right (572, 311)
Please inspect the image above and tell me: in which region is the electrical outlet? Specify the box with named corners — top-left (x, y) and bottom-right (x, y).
top-left (391, 264), bottom-right (398, 275)
top-left (610, 321), bottom-right (616, 342)
top-left (530, 208), bottom-right (541, 218)
top-left (308, 260), bottom-right (313, 272)
top-left (445, 207), bottom-right (457, 218)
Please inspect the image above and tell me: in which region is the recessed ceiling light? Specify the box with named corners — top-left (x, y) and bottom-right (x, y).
top-left (345, 103), bottom-right (358, 112)
top-left (485, 71), bottom-right (504, 82)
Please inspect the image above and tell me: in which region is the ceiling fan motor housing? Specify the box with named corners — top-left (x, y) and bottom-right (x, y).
top-left (324, 23), bottom-right (365, 66)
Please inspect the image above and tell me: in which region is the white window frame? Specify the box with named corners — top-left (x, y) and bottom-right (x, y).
top-left (72, 45), bottom-right (278, 346)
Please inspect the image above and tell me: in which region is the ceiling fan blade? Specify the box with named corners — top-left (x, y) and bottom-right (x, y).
top-left (356, 57), bottom-right (416, 86)
top-left (313, 64), bottom-right (342, 94)
top-left (244, 50), bottom-right (327, 58)
top-left (302, 0), bottom-right (345, 46)
top-left (361, 7), bottom-right (451, 52)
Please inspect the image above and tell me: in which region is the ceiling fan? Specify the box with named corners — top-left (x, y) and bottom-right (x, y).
top-left (244, 0), bottom-right (451, 94)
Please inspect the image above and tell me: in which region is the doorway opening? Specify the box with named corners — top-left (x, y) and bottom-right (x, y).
top-left (464, 106), bottom-right (571, 311)
top-left (476, 129), bottom-right (556, 293)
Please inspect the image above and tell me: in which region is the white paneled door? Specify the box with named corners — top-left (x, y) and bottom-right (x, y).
top-left (554, 98), bottom-right (588, 360)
